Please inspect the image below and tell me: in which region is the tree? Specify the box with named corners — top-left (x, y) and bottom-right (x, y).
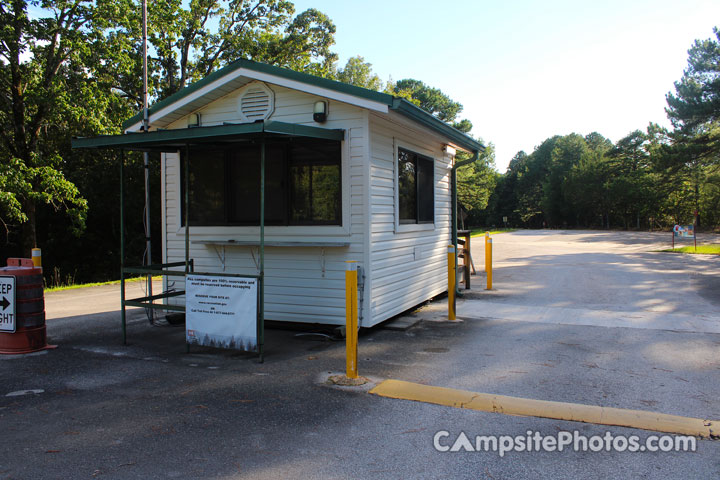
top-left (601, 130), bottom-right (668, 229)
top-left (0, 0), bottom-right (340, 258)
top-left (664, 26), bottom-right (720, 211)
top-left (541, 133), bottom-right (589, 226)
top-left (336, 55), bottom-right (382, 90)
top-left (0, 0), bottom-right (100, 251)
top-left (563, 152), bottom-right (611, 227)
top-left (585, 131), bottom-right (613, 154)
top-left (391, 79), bottom-right (461, 122)
top-left (388, 78), bottom-right (473, 132)
top-left (513, 137), bottom-right (557, 226)
top-left (456, 143), bottom-right (496, 226)
top-left (144, 1), bottom-right (337, 100)
top-left (666, 27), bottom-right (720, 130)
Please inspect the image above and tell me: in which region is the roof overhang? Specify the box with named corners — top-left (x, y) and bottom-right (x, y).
top-left (72, 121), bottom-right (345, 152)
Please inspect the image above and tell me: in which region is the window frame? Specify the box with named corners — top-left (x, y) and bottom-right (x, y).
top-left (395, 143), bottom-right (436, 231)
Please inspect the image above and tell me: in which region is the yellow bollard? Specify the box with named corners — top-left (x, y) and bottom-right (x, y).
top-left (31, 247), bottom-right (42, 267)
top-left (484, 232), bottom-right (490, 272)
top-left (447, 245), bottom-right (456, 320)
top-left (345, 261), bottom-right (358, 379)
top-left (486, 238), bottom-right (493, 290)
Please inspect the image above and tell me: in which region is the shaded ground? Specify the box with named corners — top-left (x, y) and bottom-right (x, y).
top-left (1, 230), bottom-right (718, 479)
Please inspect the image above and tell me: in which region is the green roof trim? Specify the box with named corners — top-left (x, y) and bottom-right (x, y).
top-left (72, 121), bottom-right (345, 150)
top-left (389, 98), bottom-right (485, 153)
top-left (121, 59), bottom-right (483, 153)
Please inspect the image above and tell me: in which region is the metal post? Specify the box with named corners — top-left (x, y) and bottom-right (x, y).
top-left (486, 238), bottom-right (493, 290)
top-left (144, 156), bottom-right (153, 313)
top-left (184, 145), bottom-right (190, 273)
top-left (142, 0), bottom-right (152, 314)
top-left (142, 0), bottom-right (148, 127)
top-left (447, 245), bottom-right (456, 320)
top-left (258, 139), bottom-right (265, 361)
top-left (31, 248), bottom-right (41, 267)
top-left (345, 261), bottom-right (358, 378)
top-left (451, 169), bottom-right (459, 291)
top-left (120, 150), bottom-right (126, 345)
top-left (484, 232), bottom-right (490, 272)
top-left (184, 146), bottom-right (191, 354)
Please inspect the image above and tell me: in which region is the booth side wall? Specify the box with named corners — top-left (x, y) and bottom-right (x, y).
top-left (368, 112), bottom-right (454, 323)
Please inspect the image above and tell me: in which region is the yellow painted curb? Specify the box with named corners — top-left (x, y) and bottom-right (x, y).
top-left (369, 379), bottom-right (718, 439)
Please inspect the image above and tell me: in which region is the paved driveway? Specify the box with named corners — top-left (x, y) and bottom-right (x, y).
top-left (460, 229), bottom-right (720, 331)
top-left (1, 230), bottom-right (718, 479)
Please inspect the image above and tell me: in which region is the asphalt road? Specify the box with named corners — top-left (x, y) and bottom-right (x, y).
top-left (1, 230), bottom-right (719, 479)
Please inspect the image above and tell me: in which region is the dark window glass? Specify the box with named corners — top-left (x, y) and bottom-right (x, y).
top-left (398, 149), bottom-right (417, 223)
top-left (227, 144), bottom-right (286, 224)
top-left (181, 139), bottom-right (341, 226)
top-left (398, 147), bottom-right (434, 224)
top-left (417, 157), bottom-right (434, 223)
top-left (289, 140), bottom-right (341, 224)
top-left (186, 148), bottom-right (225, 226)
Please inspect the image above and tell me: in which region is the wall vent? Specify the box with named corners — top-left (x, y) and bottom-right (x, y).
top-left (237, 82), bottom-right (275, 122)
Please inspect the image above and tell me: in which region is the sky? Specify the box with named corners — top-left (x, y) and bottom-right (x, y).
top-left (292, 0), bottom-right (719, 171)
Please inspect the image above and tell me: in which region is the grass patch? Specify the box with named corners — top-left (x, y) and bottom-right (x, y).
top-left (45, 276), bottom-right (162, 292)
top-left (659, 244), bottom-right (720, 255)
top-left (469, 228), bottom-right (517, 237)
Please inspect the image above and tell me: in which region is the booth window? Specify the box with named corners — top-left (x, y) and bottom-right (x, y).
top-left (398, 147), bottom-right (434, 224)
top-left (181, 138), bottom-right (341, 226)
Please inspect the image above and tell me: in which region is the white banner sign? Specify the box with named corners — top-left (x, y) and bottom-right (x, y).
top-left (185, 275), bottom-right (258, 351)
top-left (0, 276), bottom-right (16, 333)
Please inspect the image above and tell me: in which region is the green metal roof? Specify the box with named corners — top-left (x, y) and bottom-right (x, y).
top-left (121, 58), bottom-right (484, 153)
top-left (72, 121), bottom-right (345, 150)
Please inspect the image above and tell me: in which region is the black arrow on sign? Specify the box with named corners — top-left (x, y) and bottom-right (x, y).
top-left (1, 296), bottom-right (9, 310)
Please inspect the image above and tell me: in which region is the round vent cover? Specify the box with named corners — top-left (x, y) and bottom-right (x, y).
top-left (237, 82), bottom-right (275, 122)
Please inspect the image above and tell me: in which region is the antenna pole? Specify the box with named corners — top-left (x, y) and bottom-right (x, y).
top-left (142, 0), bottom-right (153, 316)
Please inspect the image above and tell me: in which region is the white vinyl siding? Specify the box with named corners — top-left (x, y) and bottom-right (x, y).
top-left (162, 85), bottom-right (367, 325)
top-left (368, 111), bottom-right (454, 323)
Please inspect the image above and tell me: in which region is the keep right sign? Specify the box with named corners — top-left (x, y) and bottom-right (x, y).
top-left (0, 276), bottom-right (16, 333)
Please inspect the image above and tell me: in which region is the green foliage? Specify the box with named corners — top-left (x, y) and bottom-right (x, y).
top-left (385, 78), bottom-right (475, 134)
top-left (0, 0), bottom-right (101, 247)
top-left (666, 27), bottom-right (720, 131)
top-left (480, 27), bottom-right (720, 232)
top-left (336, 55), bottom-right (382, 90)
top-left (133, 1), bottom-right (338, 100)
top-left (664, 27), bottom-right (720, 226)
top-left (0, 0), bottom-right (341, 282)
top-left (390, 79), bottom-right (462, 123)
top-left (456, 144), bottom-right (497, 227)
top-left (661, 244), bottom-right (720, 255)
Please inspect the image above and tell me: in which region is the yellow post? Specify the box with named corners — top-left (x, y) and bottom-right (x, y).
top-left (486, 238), bottom-right (493, 290)
top-left (447, 245), bottom-right (456, 320)
top-left (345, 261), bottom-right (358, 379)
top-left (31, 247), bottom-right (42, 267)
top-left (484, 232), bottom-right (490, 272)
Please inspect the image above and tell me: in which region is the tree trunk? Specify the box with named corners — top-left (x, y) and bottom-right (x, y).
top-left (20, 198), bottom-right (36, 257)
